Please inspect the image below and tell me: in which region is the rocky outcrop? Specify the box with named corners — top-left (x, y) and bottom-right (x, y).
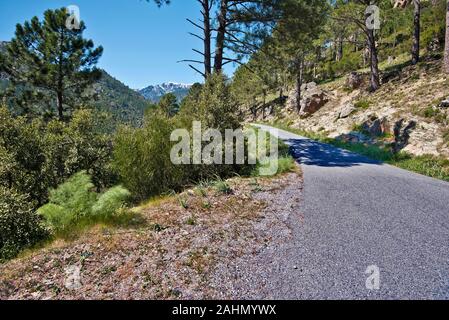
top-left (393, 119), bottom-right (417, 153)
top-left (298, 82), bottom-right (330, 115)
top-left (361, 115), bottom-right (390, 137)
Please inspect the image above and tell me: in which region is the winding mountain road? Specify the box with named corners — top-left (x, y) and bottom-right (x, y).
top-left (254, 124), bottom-right (449, 299)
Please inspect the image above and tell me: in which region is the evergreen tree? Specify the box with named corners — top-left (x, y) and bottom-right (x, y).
top-left (158, 93), bottom-right (180, 117)
top-left (0, 8), bottom-right (103, 121)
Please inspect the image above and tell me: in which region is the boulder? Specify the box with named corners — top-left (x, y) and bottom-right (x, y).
top-left (361, 115), bottom-right (390, 137)
top-left (345, 72), bottom-right (362, 90)
top-left (299, 82), bottom-right (329, 115)
top-left (301, 82), bottom-right (317, 91)
top-left (438, 97), bottom-right (449, 109)
top-left (393, 119), bottom-right (417, 153)
top-left (338, 103), bottom-right (356, 119)
top-left (336, 132), bottom-right (371, 144)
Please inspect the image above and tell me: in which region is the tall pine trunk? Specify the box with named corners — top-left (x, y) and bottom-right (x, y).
top-left (411, 0), bottom-right (421, 65)
top-left (295, 56), bottom-right (304, 113)
top-left (444, 0), bottom-right (449, 73)
top-left (367, 28), bottom-right (380, 91)
top-left (203, 0), bottom-right (212, 76)
top-left (214, 0), bottom-right (228, 73)
top-left (57, 28), bottom-right (65, 121)
top-left (336, 37), bottom-right (343, 62)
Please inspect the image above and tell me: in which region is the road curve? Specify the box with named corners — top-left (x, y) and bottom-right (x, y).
top-left (254, 124), bottom-right (449, 299)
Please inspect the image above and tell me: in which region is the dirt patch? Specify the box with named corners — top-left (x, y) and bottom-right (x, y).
top-left (0, 171), bottom-right (303, 300)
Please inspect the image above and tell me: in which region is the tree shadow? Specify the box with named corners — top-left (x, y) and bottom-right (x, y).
top-left (285, 138), bottom-right (381, 168)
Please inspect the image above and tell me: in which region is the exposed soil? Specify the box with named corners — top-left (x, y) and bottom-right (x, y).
top-left (0, 171), bottom-right (303, 300)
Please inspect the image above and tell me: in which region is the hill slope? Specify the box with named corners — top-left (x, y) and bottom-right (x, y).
top-left (93, 71), bottom-right (149, 127)
top-left (253, 56), bottom-right (449, 159)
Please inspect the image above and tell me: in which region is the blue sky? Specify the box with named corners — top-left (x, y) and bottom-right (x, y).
top-left (0, 0), bottom-right (236, 89)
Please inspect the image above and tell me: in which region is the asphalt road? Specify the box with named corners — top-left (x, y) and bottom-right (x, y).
top-left (254, 124), bottom-right (449, 299)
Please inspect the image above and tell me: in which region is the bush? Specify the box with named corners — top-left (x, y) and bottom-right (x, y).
top-left (113, 112), bottom-right (184, 201)
top-left (0, 188), bottom-right (48, 260)
top-left (276, 156), bottom-right (297, 174)
top-left (38, 171), bottom-right (131, 234)
top-left (92, 186), bottom-right (131, 218)
top-left (38, 171), bottom-right (97, 232)
top-left (0, 107), bottom-right (115, 206)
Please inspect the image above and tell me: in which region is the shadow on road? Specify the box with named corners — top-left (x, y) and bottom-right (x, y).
top-left (286, 138), bottom-right (381, 167)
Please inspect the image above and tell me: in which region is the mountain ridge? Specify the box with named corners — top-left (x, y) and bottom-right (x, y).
top-left (138, 82), bottom-right (192, 103)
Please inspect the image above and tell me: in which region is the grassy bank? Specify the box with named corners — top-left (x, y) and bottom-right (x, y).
top-left (262, 121), bottom-right (449, 183)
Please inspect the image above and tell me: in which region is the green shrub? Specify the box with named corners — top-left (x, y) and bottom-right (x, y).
top-left (92, 186), bottom-right (131, 218)
top-left (214, 178), bottom-right (232, 194)
top-left (0, 188), bottom-right (48, 260)
top-left (38, 171), bottom-right (97, 232)
top-left (38, 171), bottom-right (131, 234)
top-left (422, 107), bottom-right (439, 118)
top-left (276, 156), bottom-right (297, 174)
top-left (113, 112), bottom-right (184, 201)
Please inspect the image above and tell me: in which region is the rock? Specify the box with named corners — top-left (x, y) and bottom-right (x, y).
top-left (299, 83), bottom-right (329, 115)
top-left (345, 72), bottom-right (362, 89)
top-left (361, 115), bottom-right (390, 137)
top-left (338, 103), bottom-right (356, 119)
top-left (393, 119), bottom-right (417, 153)
top-left (438, 98), bottom-right (449, 109)
top-left (286, 82), bottom-right (329, 115)
top-left (336, 132), bottom-right (371, 144)
top-left (301, 82), bottom-right (317, 91)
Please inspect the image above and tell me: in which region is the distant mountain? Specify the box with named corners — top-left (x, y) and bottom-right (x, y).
top-left (139, 82), bottom-right (192, 103)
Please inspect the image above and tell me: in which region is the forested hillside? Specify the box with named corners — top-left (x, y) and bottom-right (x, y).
top-left (92, 71), bottom-right (149, 127)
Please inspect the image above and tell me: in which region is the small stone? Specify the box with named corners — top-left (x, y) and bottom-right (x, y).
top-left (339, 103), bottom-right (356, 119)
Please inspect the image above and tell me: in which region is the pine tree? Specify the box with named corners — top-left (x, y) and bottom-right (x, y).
top-left (0, 8), bottom-right (103, 121)
top-left (444, 0), bottom-right (449, 73)
top-left (411, 0), bottom-right (421, 65)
